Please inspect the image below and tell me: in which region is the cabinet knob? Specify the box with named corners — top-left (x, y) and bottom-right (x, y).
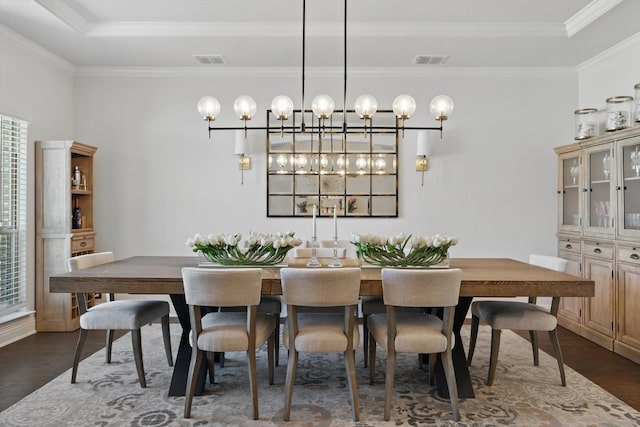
top-left (593, 248), bottom-right (602, 254)
top-left (565, 244), bottom-right (572, 249)
top-left (617, 186), bottom-right (621, 190)
top-left (631, 253), bottom-right (639, 260)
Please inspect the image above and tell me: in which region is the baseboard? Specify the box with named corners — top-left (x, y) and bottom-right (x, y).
top-left (0, 312), bottom-right (36, 348)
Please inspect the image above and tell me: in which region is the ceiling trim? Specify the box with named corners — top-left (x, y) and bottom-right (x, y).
top-left (0, 24), bottom-right (75, 72)
top-left (74, 66), bottom-right (576, 79)
top-left (577, 31), bottom-right (640, 71)
top-left (34, 0), bottom-right (93, 34)
top-left (564, 0), bottom-right (623, 37)
top-left (84, 21), bottom-right (566, 38)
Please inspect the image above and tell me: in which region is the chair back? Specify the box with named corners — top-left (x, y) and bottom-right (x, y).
top-left (291, 248), bottom-right (346, 258)
top-left (181, 267), bottom-right (262, 307)
top-left (320, 240), bottom-right (357, 258)
top-left (529, 254), bottom-right (567, 272)
top-left (381, 268), bottom-right (462, 308)
top-left (280, 268), bottom-right (361, 307)
top-left (68, 251), bottom-right (114, 272)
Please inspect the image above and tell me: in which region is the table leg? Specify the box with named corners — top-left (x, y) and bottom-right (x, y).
top-left (168, 294), bottom-right (208, 397)
top-left (435, 296), bottom-right (475, 399)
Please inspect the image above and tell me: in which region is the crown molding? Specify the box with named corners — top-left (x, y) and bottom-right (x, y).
top-left (0, 24), bottom-right (75, 72)
top-left (74, 65), bottom-right (576, 79)
top-left (34, 0), bottom-right (93, 34)
top-left (565, 0), bottom-right (623, 37)
top-left (576, 31), bottom-right (640, 72)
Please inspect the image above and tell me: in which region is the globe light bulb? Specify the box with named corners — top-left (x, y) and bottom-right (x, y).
top-left (430, 95), bottom-right (454, 120)
top-left (197, 96), bottom-right (221, 121)
top-left (355, 156), bottom-right (368, 171)
top-left (311, 95), bottom-right (335, 119)
top-left (375, 157), bottom-right (387, 172)
top-left (392, 94), bottom-right (416, 119)
top-left (233, 95), bottom-right (257, 120)
top-left (271, 95), bottom-right (294, 120)
top-left (354, 94), bottom-right (378, 119)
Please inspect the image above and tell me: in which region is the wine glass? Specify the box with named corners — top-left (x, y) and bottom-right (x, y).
top-left (602, 154), bottom-right (610, 180)
top-left (569, 161), bottom-right (579, 185)
top-left (631, 147), bottom-right (640, 177)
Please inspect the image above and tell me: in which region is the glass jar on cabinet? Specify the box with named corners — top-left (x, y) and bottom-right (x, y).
top-left (574, 108), bottom-right (598, 140)
top-left (606, 96), bottom-right (633, 132)
top-left (635, 84), bottom-right (640, 123)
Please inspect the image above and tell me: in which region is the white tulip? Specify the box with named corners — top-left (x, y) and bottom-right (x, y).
top-left (185, 237), bottom-right (195, 247)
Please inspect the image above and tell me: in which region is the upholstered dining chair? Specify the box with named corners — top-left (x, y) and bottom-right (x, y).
top-left (68, 252), bottom-right (173, 388)
top-left (467, 254), bottom-right (568, 386)
top-left (181, 267), bottom-right (277, 420)
top-left (280, 267), bottom-right (362, 421)
top-left (368, 268), bottom-right (462, 421)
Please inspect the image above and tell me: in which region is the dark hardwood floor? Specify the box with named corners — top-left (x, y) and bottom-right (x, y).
top-left (1, 326), bottom-right (639, 413)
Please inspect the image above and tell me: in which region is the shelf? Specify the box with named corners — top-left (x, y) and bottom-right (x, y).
top-left (71, 189), bottom-right (93, 195)
top-left (591, 180), bottom-right (610, 184)
top-left (564, 185), bottom-right (579, 189)
top-left (624, 175), bottom-right (640, 181)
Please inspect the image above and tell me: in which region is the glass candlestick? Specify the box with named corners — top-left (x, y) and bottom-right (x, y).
top-left (328, 237), bottom-right (343, 268)
top-left (306, 236), bottom-right (322, 267)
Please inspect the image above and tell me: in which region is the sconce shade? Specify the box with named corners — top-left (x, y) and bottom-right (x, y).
top-left (416, 130), bottom-right (432, 157)
top-left (392, 94), bottom-right (416, 119)
top-left (354, 94), bottom-right (378, 119)
top-left (234, 130), bottom-right (247, 155)
top-left (197, 96), bottom-right (221, 120)
top-left (430, 95), bottom-right (454, 120)
top-left (271, 95), bottom-right (294, 120)
top-left (233, 95), bottom-right (257, 120)
top-left (311, 95), bottom-right (335, 119)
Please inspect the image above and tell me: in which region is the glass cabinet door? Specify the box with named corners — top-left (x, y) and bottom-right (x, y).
top-left (558, 151), bottom-right (582, 234)
top-left (583, 144), bottom-right (615, 237)
top-left (617, 135), bottom-right (640, 239)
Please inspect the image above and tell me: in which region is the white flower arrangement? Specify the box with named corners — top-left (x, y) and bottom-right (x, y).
top-left (186, 231), bottom-right (302, 265)
top-left (351, 232), bottom-right (457, 267)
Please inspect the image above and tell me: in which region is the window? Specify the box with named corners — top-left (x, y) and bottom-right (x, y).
top-left (0, 115), bottom-right (28, 316)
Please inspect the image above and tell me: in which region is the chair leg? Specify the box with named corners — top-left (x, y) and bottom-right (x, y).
top-left (345, 349), bottom-right (360, 421)
top-left (487, 329), bottom-right (501, 386)
top-left (363, 313), bottom-right (370, 368)
top-left (161, 314), bottom-right (173, 367)
top-left (468, 314), bottom-right (479, 365)
top-left (441, 349), bottom-right (460, 421)
top-left (549, 329), bottom-right (567, 386)
top-left (131, 329), bottom-right (146, 388)
top-left (274, 314), bottom-right (280, 367)
top-left (283, 349), bottom-right (298, 421)
top-left (428, 353), bottom-right (436, 386)
top-left (268, 329), bottom-right (275, 385)
top-left (205, 352), bottom-right (215, 384)
top-left (71, 328), bottom-right (88, 384)
top-left (368, 331), bottom-right (376, 385)
top-left (247, 349), bottom-right (259, 420)
top-left (384, 346), bottom-right (396, 421)
top-left (105, 329), bottom-right (114, 363)
top-left (184, 346), bottom-right (203, 417)
top-left (529, 330), bottom-right (539, 366)
top-left (219, 352), bottom-right (225, 367)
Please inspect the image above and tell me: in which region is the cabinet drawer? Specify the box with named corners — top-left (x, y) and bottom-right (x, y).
top-left (558, 238), bottom-right (580, 255)
top-left (583, 241), bottom-right (613, 259)
top-left (71, 235), bottom-right (94, 252)
top-left (617, 245), bottom-right (640, 265)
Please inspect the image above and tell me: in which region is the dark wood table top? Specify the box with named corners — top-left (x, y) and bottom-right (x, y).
top-left (49, 256), bottom-right (594, 298)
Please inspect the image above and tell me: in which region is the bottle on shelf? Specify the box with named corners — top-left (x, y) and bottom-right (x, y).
top-left (72, 165), bottom-right (81, 190)
top-left (72, 197), bottom-right (82, 229)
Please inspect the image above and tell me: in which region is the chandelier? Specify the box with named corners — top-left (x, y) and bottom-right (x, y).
top-left (197, 0), bottom-right (454, 139)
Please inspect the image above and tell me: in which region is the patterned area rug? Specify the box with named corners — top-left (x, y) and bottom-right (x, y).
top-left (1, 324), bottom-right (639, 427)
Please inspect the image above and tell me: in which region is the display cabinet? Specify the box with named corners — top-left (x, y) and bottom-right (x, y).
top-left (35, 140), bottom-right (97, 331)
top-left (266, 110), bottom-right (398, 217)
top-left (555, 126), bottom-right (640, 364)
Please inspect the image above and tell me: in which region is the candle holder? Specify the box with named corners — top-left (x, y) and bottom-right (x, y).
top-left (328, 237), bottom-right (343, 268)
top-left (306, 236), bottom-right (322, 267)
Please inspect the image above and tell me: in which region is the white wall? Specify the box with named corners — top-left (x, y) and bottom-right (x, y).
top-left (73, 68), bottom-right (576, 262)
top-left (0, 26), bottom-right (74, 346)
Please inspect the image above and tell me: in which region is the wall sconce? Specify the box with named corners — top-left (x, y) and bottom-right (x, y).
top-left (416, 130), bottom-right (432, 186)
top-left (234, 130), bottom-right (251, 184)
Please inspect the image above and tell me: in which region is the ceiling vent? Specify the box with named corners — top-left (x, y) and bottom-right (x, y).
top-left (413, 55), bottom-right (449, 65)
top-left (194, 55), bottom-right (227, 65)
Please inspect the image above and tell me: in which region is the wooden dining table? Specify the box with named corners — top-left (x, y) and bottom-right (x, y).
top-left (49, 256), bottom-right (594, 398)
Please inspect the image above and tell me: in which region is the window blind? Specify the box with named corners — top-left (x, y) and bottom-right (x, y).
top-left (0, 115), bottom-right (28, 316)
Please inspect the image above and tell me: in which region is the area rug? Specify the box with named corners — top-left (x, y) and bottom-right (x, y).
top-left (1, 324), bottom-right (638, 427)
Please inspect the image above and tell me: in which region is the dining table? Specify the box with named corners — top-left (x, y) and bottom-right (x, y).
top-left (49, 256), bottom-right (594, 399)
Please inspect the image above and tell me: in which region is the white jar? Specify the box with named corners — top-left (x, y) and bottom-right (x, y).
top-left (635, 84), bottom-right (640, 123)
top-left (606, 96), bottom-right (633, 131)
top-left (574, 108), bottom-right (598, 140)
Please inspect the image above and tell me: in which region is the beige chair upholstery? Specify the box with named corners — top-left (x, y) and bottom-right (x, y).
top-left (69, 252), bottom-right (172, 388)
top-left (280, 267), bottom-right (361, 421)
top-left (181, 267), bottom-right (277, 420)
top-left (319, 239), bottom-right (358, 258)
top-left (368, 268), bottom-right (462, 421)
top-left (467, 254), bottom-right (568, 386)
